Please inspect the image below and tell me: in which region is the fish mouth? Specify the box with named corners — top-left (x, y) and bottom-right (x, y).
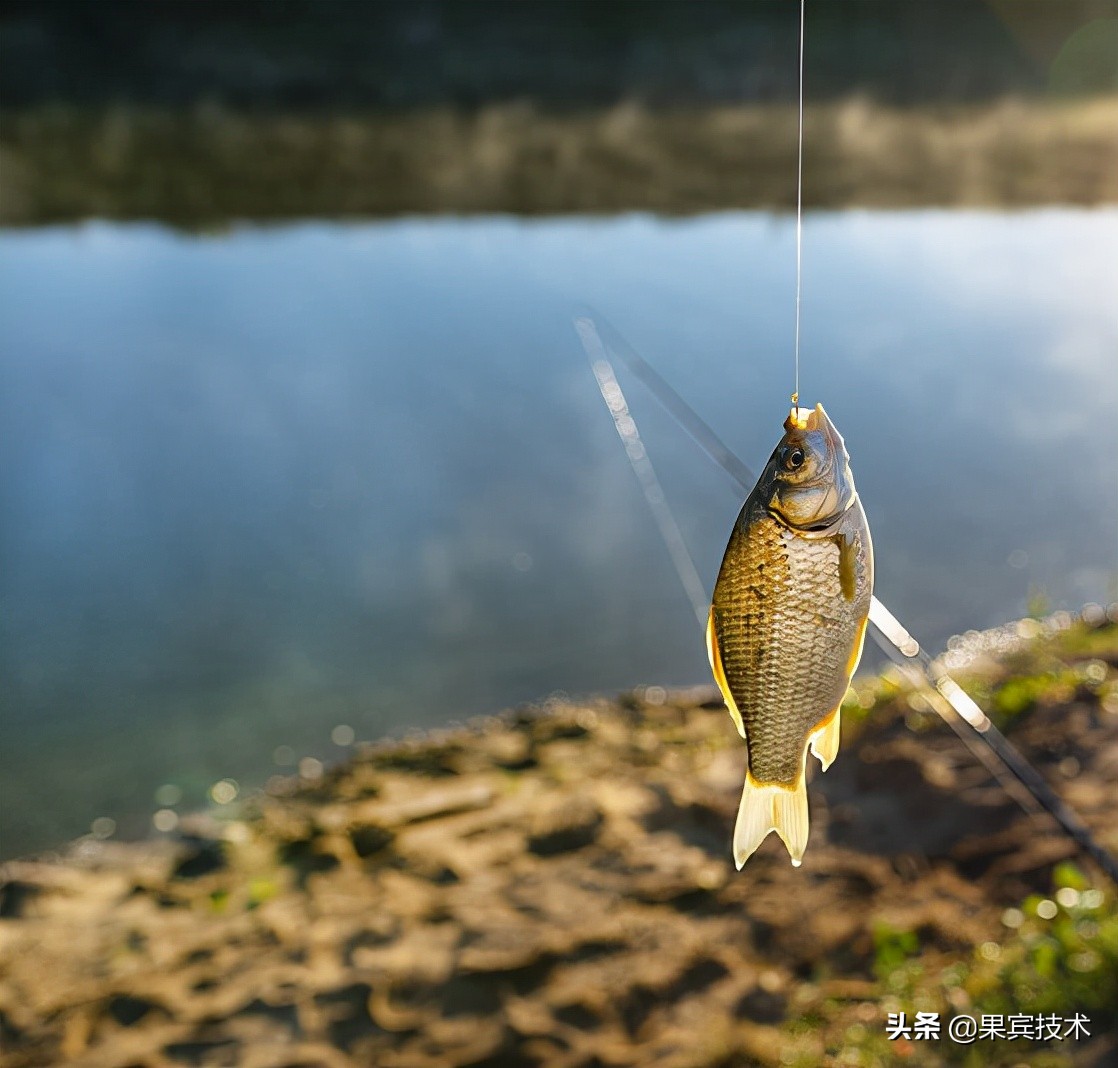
top-left (784, 405), bottom-right (819, 432)
top-left (785, 403), bottom-right (845, 454)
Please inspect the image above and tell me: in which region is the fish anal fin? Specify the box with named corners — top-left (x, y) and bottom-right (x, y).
top-left (808, 708), bottom-right (841, 772)
top-left (733, 761), bottom-right (810, 870)
top-left (706, 606), bottom-right (745, 739)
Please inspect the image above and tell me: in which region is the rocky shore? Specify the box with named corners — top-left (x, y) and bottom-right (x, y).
top-left (2, 608), bottom-right (1117, 1068)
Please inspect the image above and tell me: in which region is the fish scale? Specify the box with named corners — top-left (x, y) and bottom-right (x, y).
top-left (713, 506), bottom-right (864, 783)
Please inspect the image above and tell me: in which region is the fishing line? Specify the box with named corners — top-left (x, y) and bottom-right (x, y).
top-left (576, 313), bottom-right (1118, 885)
top-left (792, 0), bottom-right (805, 408)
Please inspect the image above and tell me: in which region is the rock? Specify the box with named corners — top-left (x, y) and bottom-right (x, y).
top-left (170, 838), bottom-right (226, 880)
top-left (735, 986), bottom-right (787, 1024)
top-left (349, 824), bottom-right (394, 858)
top-left (527, 798), bottom-right (602, 856)
top-left (0, 880), bottom-right (40, 918)
top-left (342, 783), bottom-right (495, 830)
top-left (105, 994), bottom-right (166, 1027)
top-left (279, 837), bottom-right (341, 884)
top-left (457, 928), bottom-right (551, 978)
top-left (314, 983), bottom-right (377, 1052)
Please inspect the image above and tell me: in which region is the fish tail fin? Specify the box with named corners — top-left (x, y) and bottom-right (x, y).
top-left (733, 767), bottom-right (810, 870)
top-left (808, 709), bottom-right (841, 772)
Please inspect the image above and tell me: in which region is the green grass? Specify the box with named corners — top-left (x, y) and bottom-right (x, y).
top-left (791, 863), bottom-right (1118, 1067)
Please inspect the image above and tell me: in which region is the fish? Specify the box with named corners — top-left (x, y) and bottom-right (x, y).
top-left (706, 403), bottom-right (873, 869)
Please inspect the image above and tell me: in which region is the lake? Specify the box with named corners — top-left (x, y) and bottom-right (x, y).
top-left (1, 210), bottom-right (1115, 858)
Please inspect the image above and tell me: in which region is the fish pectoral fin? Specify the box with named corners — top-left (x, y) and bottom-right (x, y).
top-left (808, 709), bottom-right (841, 772)
top-left (833, 532), bottom-right (859, 602)
top-left (706, 606), bottom-right (745, 739)
top-left (733, 762), bottom-right (810, 870)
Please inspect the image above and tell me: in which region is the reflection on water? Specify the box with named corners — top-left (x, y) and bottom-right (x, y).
top-left (1, 211), bottom-right (1115, 857)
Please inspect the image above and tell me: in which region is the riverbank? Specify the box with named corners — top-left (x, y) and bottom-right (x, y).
top-left (3, 96), bottom-right (1117, 226)
top-left (2, 606), bottom-right (1117, 1067)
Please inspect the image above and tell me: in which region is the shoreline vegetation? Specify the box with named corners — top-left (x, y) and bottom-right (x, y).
top-left (3, 96), bottom-right (1117, 227)
top-left (2, 606), bottom-right (1116, 1066)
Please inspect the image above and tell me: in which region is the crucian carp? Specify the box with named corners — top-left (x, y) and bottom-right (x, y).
top-left (706, 403), bottom-right (873, 869)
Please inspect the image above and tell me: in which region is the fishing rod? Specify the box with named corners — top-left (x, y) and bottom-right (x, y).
top-left (575, 312), bottom-right (1118, 886)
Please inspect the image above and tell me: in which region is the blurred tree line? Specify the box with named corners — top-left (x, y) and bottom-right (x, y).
top-left (2, 0), bottom-right (1115, 111)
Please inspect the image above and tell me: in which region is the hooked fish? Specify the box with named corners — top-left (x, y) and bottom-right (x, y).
top-left (706, 403), bottom-right (873, 869)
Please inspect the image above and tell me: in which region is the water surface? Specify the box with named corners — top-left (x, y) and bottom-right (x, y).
top-left (1, 210), bottom-right (1115, 857)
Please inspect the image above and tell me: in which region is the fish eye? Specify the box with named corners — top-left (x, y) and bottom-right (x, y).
top-left (783, 447), bottom-right (806, 471)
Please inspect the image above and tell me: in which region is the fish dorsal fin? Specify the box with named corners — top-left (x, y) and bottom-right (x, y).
top-left (706, 606), bottom-right (745, 739)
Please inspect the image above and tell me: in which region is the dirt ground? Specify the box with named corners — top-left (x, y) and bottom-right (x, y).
top-left (1, 608), bottom-right (1117, 1068)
